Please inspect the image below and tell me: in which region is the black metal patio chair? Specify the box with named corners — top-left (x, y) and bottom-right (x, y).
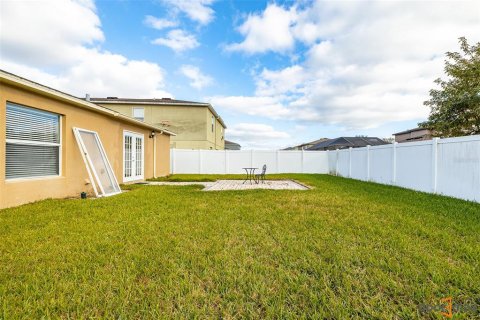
top-left (255, 164), bottom-right (267, 184)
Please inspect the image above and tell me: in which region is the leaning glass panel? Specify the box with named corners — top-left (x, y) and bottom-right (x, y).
top-left (77, 130), bottom-right (121, 195)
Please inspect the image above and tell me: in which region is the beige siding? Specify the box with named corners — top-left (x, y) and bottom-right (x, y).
top-left (102, 103), bottom-right (226, 150)
top-left (205, 110), bottom-right (224, 150)
top-left (215, 118), bottom-right (225, 150)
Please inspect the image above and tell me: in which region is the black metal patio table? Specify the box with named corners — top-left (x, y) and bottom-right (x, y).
top-left (242, 167), bottom-right (258, 184)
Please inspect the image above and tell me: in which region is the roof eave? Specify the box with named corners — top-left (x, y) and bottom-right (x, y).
top-left (0, 70), bottom-right (176, 136)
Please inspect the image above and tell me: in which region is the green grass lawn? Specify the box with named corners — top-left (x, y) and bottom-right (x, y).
top-left (1, 174), bottom-right (479, 319)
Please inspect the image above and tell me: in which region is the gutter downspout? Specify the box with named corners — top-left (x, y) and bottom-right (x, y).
top-left (153, 133), bottom-right (157, 178)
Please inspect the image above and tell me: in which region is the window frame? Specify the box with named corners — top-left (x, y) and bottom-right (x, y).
top-left (5, 102), bottom-right (62, 181)
top-left (133, 107), bottom-right (145, 121)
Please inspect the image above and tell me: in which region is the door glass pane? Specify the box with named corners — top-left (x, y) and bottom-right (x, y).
top-left (79, 130), bottom-right (120, 195)
top-left (124, 135), bottom-right (132, 178)
top-left (136, 137), bottom-right (142, 176)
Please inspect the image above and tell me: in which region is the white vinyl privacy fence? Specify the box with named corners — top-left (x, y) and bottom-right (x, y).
top-left (171, 149), bottom-right (329, 174)
top-left (328, 135), bottom-right (480, 202)
top-left (170, 134), bottom-right (480, 202)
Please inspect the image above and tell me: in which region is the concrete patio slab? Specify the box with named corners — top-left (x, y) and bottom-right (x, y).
top-left (145, 180), bottom-right (309, 191)
top-left (204, 180), bottom-right (309, 191)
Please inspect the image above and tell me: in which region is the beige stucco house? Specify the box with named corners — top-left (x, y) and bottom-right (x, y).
top-left (91, 98), bottom-right (226, 150)
top-left (0, 70), bottom-right (174, 209)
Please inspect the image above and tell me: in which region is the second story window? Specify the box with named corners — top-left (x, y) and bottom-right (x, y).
top-left (211, 116), bottom-right (214, 132)
top-left (133, 107), bottom-right (145, 121)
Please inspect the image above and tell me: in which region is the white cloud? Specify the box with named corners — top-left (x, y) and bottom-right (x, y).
top-left (226, 123), bottom-right (290, 149)
top-left (180, 65), bottom-right (213, 89)
top-left (208, 96), bottom-right (291, 119)
top-left (0, 0), bottom-right (103, 67)
top-left (255, 65), bottom-right (307, 96)
top-left (222, 0), bottom-right (480, 129)
top-left (226, 3), bottom-right (297, 54)
top-left (0, 0), bottom-right (171, 98)
top-left (144, 15), bottom-right (178, 30)
top-left (151, 29), bottom-right (199, 52)
top-left (2, 54), bottom-right (172, 99)
top-left (162, 0), bottom-right (215, 25)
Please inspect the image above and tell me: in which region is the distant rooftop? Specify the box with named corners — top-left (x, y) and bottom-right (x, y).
top-left (225, 140), bottom-right (241, 150)
top-left (90, 97), bottom-right (207, 105)
top-left (300, 138), bottom-right (329, 147)
top-left (225, 140), bottom-right (240, 146)
top-left (283, 138), bottom-right (329, 150)
top-left (89, 97), bottom-right (226, 128)
top-left (308, 136), bottom-right (389, 150)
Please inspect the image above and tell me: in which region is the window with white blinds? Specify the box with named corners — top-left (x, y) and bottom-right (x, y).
top-left (6, 102), bottom-right (61, 179)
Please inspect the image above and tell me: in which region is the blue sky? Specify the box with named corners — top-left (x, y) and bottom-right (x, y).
top-left (1, 0), bottom-right (479, 149)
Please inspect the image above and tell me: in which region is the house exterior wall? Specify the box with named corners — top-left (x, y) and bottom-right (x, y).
top-left (214, 117), bottom-right (225, 150)
top-left (205, 109), bottom-right (225, 150)
top-left (394, 129), bottom-right (432, 143)
top-left (101, 103), bottom-right (225, 150)
top-left (0, 83), bottom-right (170, 209)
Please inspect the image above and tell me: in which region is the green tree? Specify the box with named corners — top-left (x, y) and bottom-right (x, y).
top-left (420, 37), bottom-right (480, 137)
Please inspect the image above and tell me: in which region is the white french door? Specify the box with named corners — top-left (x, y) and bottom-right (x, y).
top-left (123, 131), bottom-right (144, 182)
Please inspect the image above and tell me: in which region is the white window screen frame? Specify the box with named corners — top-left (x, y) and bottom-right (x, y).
top-left (5, 102), bottom-right (62, 181)
top-left (73, 127), bottom-right (121, 197)
top-left (133, 107), bottom-right (145, 121)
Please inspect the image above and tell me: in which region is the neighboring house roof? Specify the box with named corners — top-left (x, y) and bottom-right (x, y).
top-left (225, 140), bottom-right (241, 150)
top-left (0, 70), bottom-right (176, 136)
top-left (283, 138), bottom-right (329, 150)
top-left (393, 127), bottom-right (431, 135)
top-left (90, 97), bottom-right (227, 129)
top-left (308, 137), bottom-right (389, 150)
top-left (297, 138), bottom-right (329, 148)
top-left (305, 138), bottom-right (329, 145)
top-left (225, 140), bottom-right (240, 146)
